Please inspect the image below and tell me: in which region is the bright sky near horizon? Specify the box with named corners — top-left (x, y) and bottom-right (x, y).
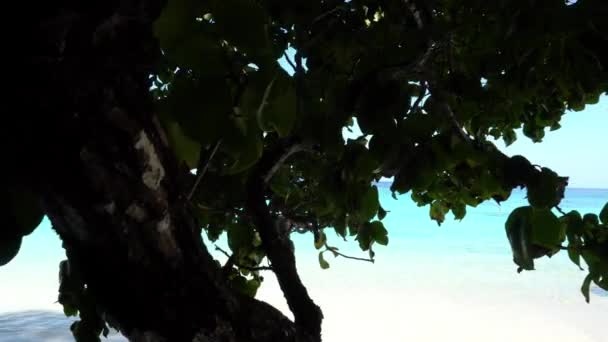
top-left (497, 96), bottom-right (607, 189)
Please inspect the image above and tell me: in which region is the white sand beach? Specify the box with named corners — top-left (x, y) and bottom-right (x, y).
top-left (256, 252), bottom-right (608, 342)
top-left (2, 192), bottom-right (607, 342)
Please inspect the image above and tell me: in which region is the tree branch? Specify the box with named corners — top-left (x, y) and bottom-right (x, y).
top-left (263, 143), bottom-right (311, 184)
top-left (400, 2), bottom-right (472, 145)
top-left (436, 94), bottom-right (473, 144)
top-left (283, 52), bottom-right (297, 73)
top-left (214, 246), bottom-right (273, 271)
top-left (379, 43), bottom-right (437, 82)
top-left (310, 5), bottom-right (347, 27)
top-left (409, 81), bottom-right (428, 115)
top-left (246, 139), bottom-right (323, 341)
top-left (324, 244), bottom-right (374, 263)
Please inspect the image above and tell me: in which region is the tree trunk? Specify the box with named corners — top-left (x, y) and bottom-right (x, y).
top-left (17, 1), bottom-right (313, 341)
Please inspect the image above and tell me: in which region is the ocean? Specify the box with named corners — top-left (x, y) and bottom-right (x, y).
top-left (1, 186), bottom-right (607, 341)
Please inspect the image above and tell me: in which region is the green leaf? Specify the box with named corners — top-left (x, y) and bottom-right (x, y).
top-left (378, 206), bottom-right (387, 221)
top-left (0, 234), bottom-right (22, 267)
top-left (255, 74), bottom-right (277, 132)
top-left (390, 169), bottom-right (412, 195)
top-left (358, 186), bottom-right (380, 222)
top-left (222, 118), bottom-right (264, 174)
top-left (529, 208), bottom-right (564, 250)
top-left (63, 303), bottom-right (79, 317)
top-left (503, 129), bottom-right (517, 146)
top-left (505, 206), bottom-right (535, 272)
top-left (356, 222), bottom-right (373, 251)
top-left (583, 214), bottom-right (599, 227)
top-left (523, 122), bottom-right (544, 142)
top-left (230, 275), bottom-right (260, 297)
top-left (205, 223), bottom-right (224, 242)
top-left (505, 206), bottom-right (566, 273)
top-left (526, 168), bottom-right (566, 208)
top-left (334, 219), bottom-right (347, 238)
top-left (563, 210), bottom-right (584, 235)
top-left (9, 189), bottom-right (44, 236)
top-left (599, 203), bottom-right (608, 224)
top-left (153, 0), bottom-right (201, 52)
top-left (269, 166), bottom-right (291, 197)
top-left (169, 33), bottom-right (227, 77)
top-left (430, 201), bottom-right (449, 225)
top-left (412, 191), bottom-right (433, 207)
top-left (318, 251), bottom-right (330, 269)
top-left (353, 151), bottom-right (380, 181)
top-left (227, 223), bottom-right (255, 254)
top-left (166, 74), bottom-right (232, 146)
top-left (314, 231), bottom-right (327, 250)
top-left (452, 203), bottom-right (467, 220)
top-left (370, 221), bottom-right (389, 246)
top-left (255, 71), bottom-right (297, 137)
top-left (581, 273), bottom-right (592, 303)
top-left (165, 121), bottom-right (201, 169)
top-left (207, 0), bottom-right (270, 57)
top-left (567, 248), bottom-right (583, 270)
top-left (504, 155), bottom-right (533, 187)
top-left (244, 278), bottom-right (261, 297)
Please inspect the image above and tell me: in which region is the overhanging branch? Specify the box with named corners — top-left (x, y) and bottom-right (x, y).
top-left (246, 139), bottom-right (323, 341)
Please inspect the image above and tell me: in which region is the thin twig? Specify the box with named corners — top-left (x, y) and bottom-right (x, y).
top-left (215, 245), bottom-right (273, 271)
top-left (443, 101), bottom-right (473, 144)
top-left (325, 243), bottom-right (374, 263)
top-left (295, 49), bottom-right (305, 75)
top-left (401, 1), bottom-right (469, 145)
top-left (555, 206), bottom-right (567, 216)
top-left (380, 42), bottom-right (439, 81)
top-left (283, 52), bottom-right (297, 73)
top-left (310, 6), bottom-right (347, 26)
top-left (263, 143), bottom-right (311, 184)
top-left (256, 75), bottom-right (277, 127)
top-left (187, 140), bottom-right (222, 201)
top-left (409, 81), bottom-right (428, 115)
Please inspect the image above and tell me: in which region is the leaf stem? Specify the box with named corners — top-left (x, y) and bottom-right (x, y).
top-left (187, 140), bottom-right (222, 202)
top-left (555, 205), bottom-right (567, 216)
top-left (324, 243), bottom-right (374, 263)
top-left (283, 52), bottom-right (297, 74)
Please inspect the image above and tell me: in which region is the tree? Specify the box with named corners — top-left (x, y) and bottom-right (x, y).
top-left (4, 0), bottom-right (608, 341)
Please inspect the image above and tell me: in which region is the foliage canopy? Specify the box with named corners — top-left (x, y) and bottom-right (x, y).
top-left (151, 0), bottom-right (608, 300)
top-left (4, 0), bottom-right (608, 341)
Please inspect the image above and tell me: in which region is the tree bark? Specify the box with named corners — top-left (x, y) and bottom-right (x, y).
top-left (246, 140), bottom-right (323, 341)
top-left (17, 1), bottom-right (310, 341)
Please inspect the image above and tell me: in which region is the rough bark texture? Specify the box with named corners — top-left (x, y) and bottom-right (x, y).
top-left (16, 1), bottom-right (311, 341)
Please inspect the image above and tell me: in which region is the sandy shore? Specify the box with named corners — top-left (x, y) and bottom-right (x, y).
top-left (255, 250), bottom-right (608, 342)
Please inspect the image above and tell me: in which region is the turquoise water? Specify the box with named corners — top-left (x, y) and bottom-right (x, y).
top-left (1, 186), bottom-right (606, 341)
